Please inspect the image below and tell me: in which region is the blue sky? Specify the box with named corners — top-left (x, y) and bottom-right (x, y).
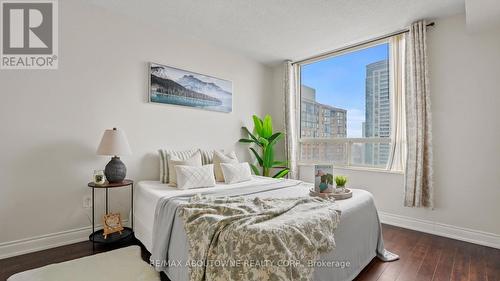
top-left (301, 43), bottom-right (389, 137)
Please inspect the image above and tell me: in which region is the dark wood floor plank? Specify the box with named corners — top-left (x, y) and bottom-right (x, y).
top-left (433, 238), bottom-right (460, 281)
top-left (414, 234), bottom-right (447, 281)
top-left (450, 241), bottom-right (471, 281)
top-left (394, 232), bottom-right (433, 281)
top-left (468, 242), bottom-right (487, 281)
top-left (485, 244), bottom-right (500, 281)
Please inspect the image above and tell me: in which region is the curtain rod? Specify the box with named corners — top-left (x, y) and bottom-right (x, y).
top-left (292, 22), bottom-right (435, 65)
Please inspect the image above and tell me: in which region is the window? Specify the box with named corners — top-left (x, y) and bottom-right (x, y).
top-left (299, 41), bottom-right (394, 169)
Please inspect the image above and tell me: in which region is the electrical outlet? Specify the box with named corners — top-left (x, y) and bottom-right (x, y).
top-left (83, 196), bottom-right (92, 209)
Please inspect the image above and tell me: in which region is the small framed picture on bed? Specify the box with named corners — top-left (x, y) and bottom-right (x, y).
top-left (314, 165), bottom-right (334, 193)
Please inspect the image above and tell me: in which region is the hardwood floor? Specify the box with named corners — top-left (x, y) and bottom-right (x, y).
top-left (1, 224), bottom-right (498, 281)
top-left (354, 225), bottom-right (500, 281)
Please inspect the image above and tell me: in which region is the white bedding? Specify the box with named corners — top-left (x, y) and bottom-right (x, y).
top-left (134, 176), bottom-right (279, 252)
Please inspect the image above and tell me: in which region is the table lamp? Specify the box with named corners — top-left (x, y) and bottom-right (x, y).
top-left (96, 128), bottom-right (132, 183)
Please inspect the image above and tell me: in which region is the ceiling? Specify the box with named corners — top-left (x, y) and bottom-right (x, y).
top-left (86, 0), bottom-right (465, 65)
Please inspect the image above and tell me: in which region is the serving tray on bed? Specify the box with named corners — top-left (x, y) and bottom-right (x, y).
top-left (309, 188), bottom-right (353, 200)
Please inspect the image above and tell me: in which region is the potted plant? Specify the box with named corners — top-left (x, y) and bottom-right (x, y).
top-left (334, 175), bottom-right (347, 193)
top-left (239, 114), bottom-right (289, 178)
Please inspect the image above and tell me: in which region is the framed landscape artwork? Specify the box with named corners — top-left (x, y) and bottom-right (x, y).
top-left (149, 62), bottom-right (233, 113)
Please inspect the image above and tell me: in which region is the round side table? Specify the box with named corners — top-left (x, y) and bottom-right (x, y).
top-left (87, 180), bottom-right (134, 251)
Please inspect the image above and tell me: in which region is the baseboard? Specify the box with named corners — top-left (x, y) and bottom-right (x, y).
top-left (0, 220), bottom-right (129, 260)
top-left (379, 211), bottom-right (500, 249)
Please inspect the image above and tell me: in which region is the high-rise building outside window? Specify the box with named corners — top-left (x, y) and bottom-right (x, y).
top-left (299, 41), bottom-right (392, 169)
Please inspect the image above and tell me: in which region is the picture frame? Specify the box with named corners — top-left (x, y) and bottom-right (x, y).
top-left (314, 165), bottom-right (334, 193)
top-left (102, 213), bottom-right (124, 239)
top-left (148, 62), bottom-right (233, 113)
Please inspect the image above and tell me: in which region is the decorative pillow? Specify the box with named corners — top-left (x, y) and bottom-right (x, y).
top-left (159, 149), bottom-right (198, 183)
top-left (175, 165), bottom-right (216, 189)
top-left (213, 151), bottom-right (239, 182)
top-left (168, 151), bottom-right (202, 186)
top-left (220, 162), bottom-right (252, 184)
top-left (199, 149), bottom-right (223, 165)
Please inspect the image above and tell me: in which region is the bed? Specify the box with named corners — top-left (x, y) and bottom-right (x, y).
top-left (134, 176), bottom-right (395, 281)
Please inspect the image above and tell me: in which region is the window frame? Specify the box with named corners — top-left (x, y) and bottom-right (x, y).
top-left (296, 38), bottom-right (396, 171)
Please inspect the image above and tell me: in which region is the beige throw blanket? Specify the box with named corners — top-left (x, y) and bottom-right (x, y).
top-left (179, 195), bottom-right (341, 281)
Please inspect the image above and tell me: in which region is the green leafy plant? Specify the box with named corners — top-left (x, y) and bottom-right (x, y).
top-left (239, 114), bottom-right (289, 178)
top-left (334, 175), bottom-right (347, 187)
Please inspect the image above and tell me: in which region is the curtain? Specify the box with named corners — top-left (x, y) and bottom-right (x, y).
top-left (404, 20), bottom-right (434, 208)
top-left (284, 61), bottom-right (299, 179)
top-left (387, 35), bottom-right (407, 172)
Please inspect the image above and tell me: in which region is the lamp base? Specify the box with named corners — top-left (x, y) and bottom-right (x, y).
top-left (104, 156), bottom-right (127, 183)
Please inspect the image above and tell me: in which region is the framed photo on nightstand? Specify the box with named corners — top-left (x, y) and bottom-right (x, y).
top-left (102, 213), bottom-right (124, 239)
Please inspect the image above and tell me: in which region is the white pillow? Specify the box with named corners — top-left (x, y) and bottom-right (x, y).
top-left (199, 149), bottom-right (223, 165)
top-left (168, 151), bottom-right (202, 186)
top-left (213, 151), bottom-right (239, 182)
top-left (175, 165), bottom-right (216, 189)
top-left (220, 162), bottom-right (252, 184)
top-left (159, 149), bottom-right (198, 183)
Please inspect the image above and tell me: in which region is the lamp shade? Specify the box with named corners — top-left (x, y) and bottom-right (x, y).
top-left (96, 128), bottom-right (132, 156)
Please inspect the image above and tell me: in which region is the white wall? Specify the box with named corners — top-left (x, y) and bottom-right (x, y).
top-left (296, 13), bottom-right (500, 247)
top-left (425, 13), bottom-right (500, 237)
top-left (0, 0), bottom-right (274, 256)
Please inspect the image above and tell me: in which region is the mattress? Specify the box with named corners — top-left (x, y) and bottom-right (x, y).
top-left (134, 176), bottom-right (387, 281)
